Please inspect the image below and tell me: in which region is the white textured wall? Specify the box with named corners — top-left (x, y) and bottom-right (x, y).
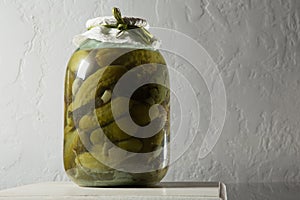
top-left (0, 0), bottom-right (299, 189)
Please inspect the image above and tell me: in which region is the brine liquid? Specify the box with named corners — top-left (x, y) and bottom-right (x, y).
top-left (64, 48), bottom-right (170, 186)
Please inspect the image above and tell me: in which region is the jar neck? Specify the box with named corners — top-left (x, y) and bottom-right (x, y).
top-left (78, 39), bottom-right (157, 51)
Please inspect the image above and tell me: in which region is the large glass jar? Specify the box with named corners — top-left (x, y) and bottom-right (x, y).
top-left (63, 35), bottom-right (170, 186)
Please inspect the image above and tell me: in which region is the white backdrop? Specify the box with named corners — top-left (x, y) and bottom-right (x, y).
top-left (0, 0), bottom-right (299, 189)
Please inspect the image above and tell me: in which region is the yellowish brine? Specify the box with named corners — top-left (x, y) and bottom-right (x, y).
top-left (64, 42), bottom-right (170, 186)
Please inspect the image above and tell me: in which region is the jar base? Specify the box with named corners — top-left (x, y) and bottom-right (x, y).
top-left (66, 167), bottom-right (168, 187)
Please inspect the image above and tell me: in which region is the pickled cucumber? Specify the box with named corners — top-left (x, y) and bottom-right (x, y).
top-left (117, 138), bottom-right (143, 153)
top-left (75, 152), bottom-right (111, 172)
top-left (102, 117), bottom-right (135, 142)
top-left (78, 114), bottom-right (98, 132)
top-left (97, 49), bottom-right (166, 70)
top-left (67, 50), bottom-right (90, 73)
top-left (130, 102), bottom-right (152, 126)
top-left (140, 130), bottom-right (165, 153)
top-left (95, 48), bottom-right (131, 67)
top-left (64, 129), bottom-right (78, 170)
top-left (73, 65), bottom-right (127, 111)
top-left (95, 97), bottom-right (135, 126)
top-left (64, 70), bottom-right (75, 106)
top-left (90, 128), bottom-right (105, 145)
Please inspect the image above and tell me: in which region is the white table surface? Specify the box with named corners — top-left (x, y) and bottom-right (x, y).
top-left (0, 182), bottom-right (227, 200)
top-left (227, 182), bottom-right (300, 200)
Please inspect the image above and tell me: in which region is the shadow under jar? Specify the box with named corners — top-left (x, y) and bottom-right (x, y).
top-left (63, 39), bottom-right (170, 187)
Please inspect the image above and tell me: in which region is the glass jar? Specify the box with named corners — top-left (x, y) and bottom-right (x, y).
top-left (63, 36), bottom-right (170, 186)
